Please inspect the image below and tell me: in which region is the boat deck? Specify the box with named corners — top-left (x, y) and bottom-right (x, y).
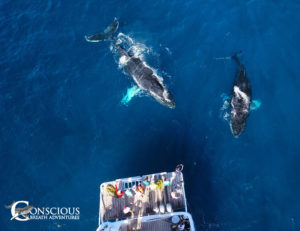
top-left (99, 171), bottom-right (186, 223)
top-left (119, 217), bottom-right (173, 231)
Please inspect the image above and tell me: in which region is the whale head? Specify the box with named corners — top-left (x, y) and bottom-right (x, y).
top-left (230, 120), bottom-right (245, 138)
top-left (161, 90), bottom-right (176, 109)
top-left (148, 84), bottom-right (176, 109)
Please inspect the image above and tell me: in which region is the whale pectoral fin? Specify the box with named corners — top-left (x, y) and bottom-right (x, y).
top-left (121, 86), bottom-right (142, 105)
top-left (250, 99), bottom-right (262, 111)
top-left (221, 93), bottom-right (230, 102)
top-left (220, 93), bottom-right (230, 112)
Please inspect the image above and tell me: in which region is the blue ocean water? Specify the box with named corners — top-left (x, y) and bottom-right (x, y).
top-left (0, 0), bottom-right (300, 230)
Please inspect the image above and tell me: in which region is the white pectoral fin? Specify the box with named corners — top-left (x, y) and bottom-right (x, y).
top-left (250, 99), bottom-right (262, 111)
top-left (221, 93), bottom-right (230, 102)
top-left (121, 85), bottom-right (142, 105)
top-left (220, 93), bottom-right (230, 112)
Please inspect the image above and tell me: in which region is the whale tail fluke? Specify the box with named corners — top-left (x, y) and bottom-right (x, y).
top-left (231, 51), bottom-right (243, 66)
top-left (5, 201), bottom-right (16, 209)
top-left (85, 18), bottom-right (119, 42)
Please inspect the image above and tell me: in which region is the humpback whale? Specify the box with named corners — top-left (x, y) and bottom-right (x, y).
top-left (218, 52), bottom-right (261, 137)
top-left (85, 18), bottom-right (175, 108)
top-left (229, 54), bottom-right (252, 137)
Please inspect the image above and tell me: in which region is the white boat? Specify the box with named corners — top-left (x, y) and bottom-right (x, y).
top-left (96, 171), bottom-right (196, 231)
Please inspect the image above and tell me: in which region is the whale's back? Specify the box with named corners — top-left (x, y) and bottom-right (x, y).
top-left (230, 59), bottom-right (252, 137)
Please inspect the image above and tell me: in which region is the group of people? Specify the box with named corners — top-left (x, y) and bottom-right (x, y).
top-left (106, 179), bottom-right (148, 199)
top-left (125, 181), bottom-right (146, 198)
top-left (106, 164), bottom-right (184, 201)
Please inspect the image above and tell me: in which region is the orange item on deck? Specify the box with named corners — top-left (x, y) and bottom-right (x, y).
top-left (137, 184), bottom-right (145, 193)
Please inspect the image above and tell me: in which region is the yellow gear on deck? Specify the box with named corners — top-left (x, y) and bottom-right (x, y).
top-left (155, 179), bottom-right (163, 189)
top-left (106, 184), bottom-right (116, 197)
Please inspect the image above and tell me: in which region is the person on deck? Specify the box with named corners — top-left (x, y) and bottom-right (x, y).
top-left (175, 164), bottom-right (184, 174)
top-left (142, 176), bottom-right (150, 186)
top-left (115, 184), bottom-right (124, 198)
top-left (137, 182), bottom-right (145, 193)
top-left (170, 191), bottom-right (180, 199)
top-left (125, 189), bottom-right (133, 197)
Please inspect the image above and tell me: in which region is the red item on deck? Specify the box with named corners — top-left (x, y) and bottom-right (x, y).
top-left (115, 184), bottom-right (124, 198)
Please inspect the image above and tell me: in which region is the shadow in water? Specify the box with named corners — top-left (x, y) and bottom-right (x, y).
top-left (126, 121), bottom-right (220, 230)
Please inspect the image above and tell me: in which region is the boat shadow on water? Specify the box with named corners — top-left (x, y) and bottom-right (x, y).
top-left (126, 123), bottom-right (221, 230)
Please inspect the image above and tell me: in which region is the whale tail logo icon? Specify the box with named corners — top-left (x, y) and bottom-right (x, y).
top-left (5, 201), bottom-right (34, 221)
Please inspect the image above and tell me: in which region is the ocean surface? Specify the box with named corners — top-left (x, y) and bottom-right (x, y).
top-left (0, 0), bottom-right (299, 230)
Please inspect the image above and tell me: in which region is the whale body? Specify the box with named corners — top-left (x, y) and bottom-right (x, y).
top-left (85, 18), bottom-right (175, 108)
top-left (230, 54), bottom-right (252, 137)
